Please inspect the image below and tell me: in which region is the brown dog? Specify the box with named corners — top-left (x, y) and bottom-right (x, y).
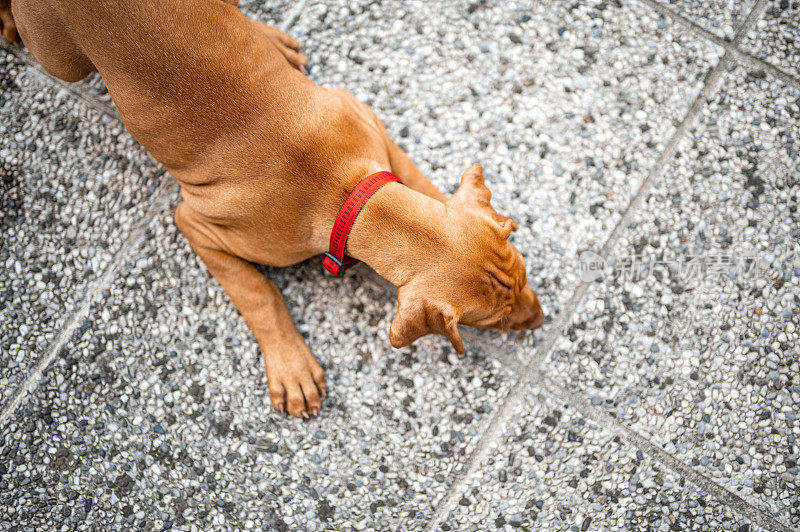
top-left (2, 0), bottom-right (544, 418)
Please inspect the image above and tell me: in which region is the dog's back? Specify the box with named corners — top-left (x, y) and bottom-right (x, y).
top-left (11, 0), bottom-right (309, 170)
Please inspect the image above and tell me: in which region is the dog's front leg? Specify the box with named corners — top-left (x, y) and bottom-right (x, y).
top-left (175, 203), bottom-right (325, 418)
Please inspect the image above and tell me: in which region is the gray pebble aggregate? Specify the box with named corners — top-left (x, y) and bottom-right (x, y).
top-left (0, 204), bottom-right (516, 529)
top-left (0, 52), bottom-right (162, 407)
top-left (443, 387), bottom-right (748, 530)
top-left (656, 0), bottom-right (752, 39)
top-left (245, 0), bottom-right (722, 367)
top-left (740, 0), bottom-right (800, 78)
top-left (542, 66), bottom-right (800, 527)
top-left (1, 0), bottom-right (796, 529)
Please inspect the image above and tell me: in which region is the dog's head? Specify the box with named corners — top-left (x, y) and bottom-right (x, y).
top-left (389, 164), bottom-right (544, 354)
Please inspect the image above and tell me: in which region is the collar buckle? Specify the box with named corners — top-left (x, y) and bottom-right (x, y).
top-left (323, 171), bottom-right (403, 276)
top-left (322, 252), bottom-right (344, 276)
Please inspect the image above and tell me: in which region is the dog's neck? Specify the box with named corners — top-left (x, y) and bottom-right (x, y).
top-left (346, 182), bottom-right (450, 287)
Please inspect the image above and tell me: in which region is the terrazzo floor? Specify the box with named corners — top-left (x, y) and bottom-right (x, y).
top-left (1, 0), bottom-right (797, 530)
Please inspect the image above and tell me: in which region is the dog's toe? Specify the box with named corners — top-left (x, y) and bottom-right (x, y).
top-left (300, 374), bottom-right (321, 415)
top-left (284, 383), bottom-right (307, 418)
top-left (265, 346), bottom-right (326, 418)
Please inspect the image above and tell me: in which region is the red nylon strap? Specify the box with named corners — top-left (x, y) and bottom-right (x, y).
top-left (323, 171), bottom-right (403, 275)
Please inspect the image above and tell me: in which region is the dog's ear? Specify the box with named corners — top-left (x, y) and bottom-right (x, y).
top-left (389, 286), bottom-right (464, 354)
top-left (452, 164), bottom-right (518, 237)
top-left (452, 163), bottom-right (492, 206)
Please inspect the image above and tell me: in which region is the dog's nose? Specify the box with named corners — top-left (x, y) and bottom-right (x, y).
top-left (507, 285), bottom-right (545, 330)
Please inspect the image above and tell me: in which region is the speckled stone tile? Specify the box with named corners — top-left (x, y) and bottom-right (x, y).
top-left (654, 0), bottom-right (754, 39)
top-left (0, 54), bottom-right (163, 407)
top-left (740, 0), bottom-right (800, 78)
top-left (442, 385), bottom-right (750, 530)
top-left (542, 67), bottom-right (800, 527)
top-left (243, 0), bottom-right (723, 363)
top-left (3, 0), bottom-right (782, 530)
top-left (0, 201), bottom-right (518, 530)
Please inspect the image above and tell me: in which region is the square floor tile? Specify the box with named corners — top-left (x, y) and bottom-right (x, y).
top-left (0, 203), bottom-right (517, 530)
top-left (541, 66), bottom-right (799, 527)
top-left (740, 0), bottom-right (800, 78)
top-left (244, 0), bottom-right (725, 364)
top-left (443, 384), bottom-right (749, 530)
top-left (0, 56), bottom-right (163, 407)
top-left (654, 0), bottom-right (754, 39)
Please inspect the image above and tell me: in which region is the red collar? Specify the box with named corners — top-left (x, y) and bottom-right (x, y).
top-left (323, 171), bottom-right (403, 275)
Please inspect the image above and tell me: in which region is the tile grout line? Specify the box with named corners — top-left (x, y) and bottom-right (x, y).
top-left (526, 2), bottom-right (786, 529)
top-left (639, 0), bottom-right (750, 47)
top-left (639, 0), bottom-right (800, 91)
top-left (0, 181), bottom-right (172, 425)
top-left (0, 0), bottom-right (309, 424)
top-left (527, 3), bottom-right (794, 530)
top-left (533, 371), bottom-right (792, 532)
top-left (528, 2), bottom-right (786, 530)
top-left (732, 0), bottom-right (770, 45)
top-left (1, 0), bottom-right (785, 526)
top-left (421, 286), bottom-right (592, 529)
top-left (0, 41), bottom-right (118, 118)
top-left (424, 8), bottom-right (748, 529)
top-left (598, 58), bottom-right (730, 258)
top-left (0, 63), bottom-right (170, 424)
top-left (454, 351), bottom-right (791, 530)
top-left (0, 41), bottom-right (173, 423)
top-left (725, 43), bottom-right (800, 91)
top-left (723, 0), bottom-right (799, 94)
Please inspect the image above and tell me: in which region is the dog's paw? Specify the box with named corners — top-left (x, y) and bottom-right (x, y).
top-left (255, 22), bottom-right (307, 73)
top-left (0, 0), bottom-right (18, 44)
top-left (263, 340), bottom-right (326, 418)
